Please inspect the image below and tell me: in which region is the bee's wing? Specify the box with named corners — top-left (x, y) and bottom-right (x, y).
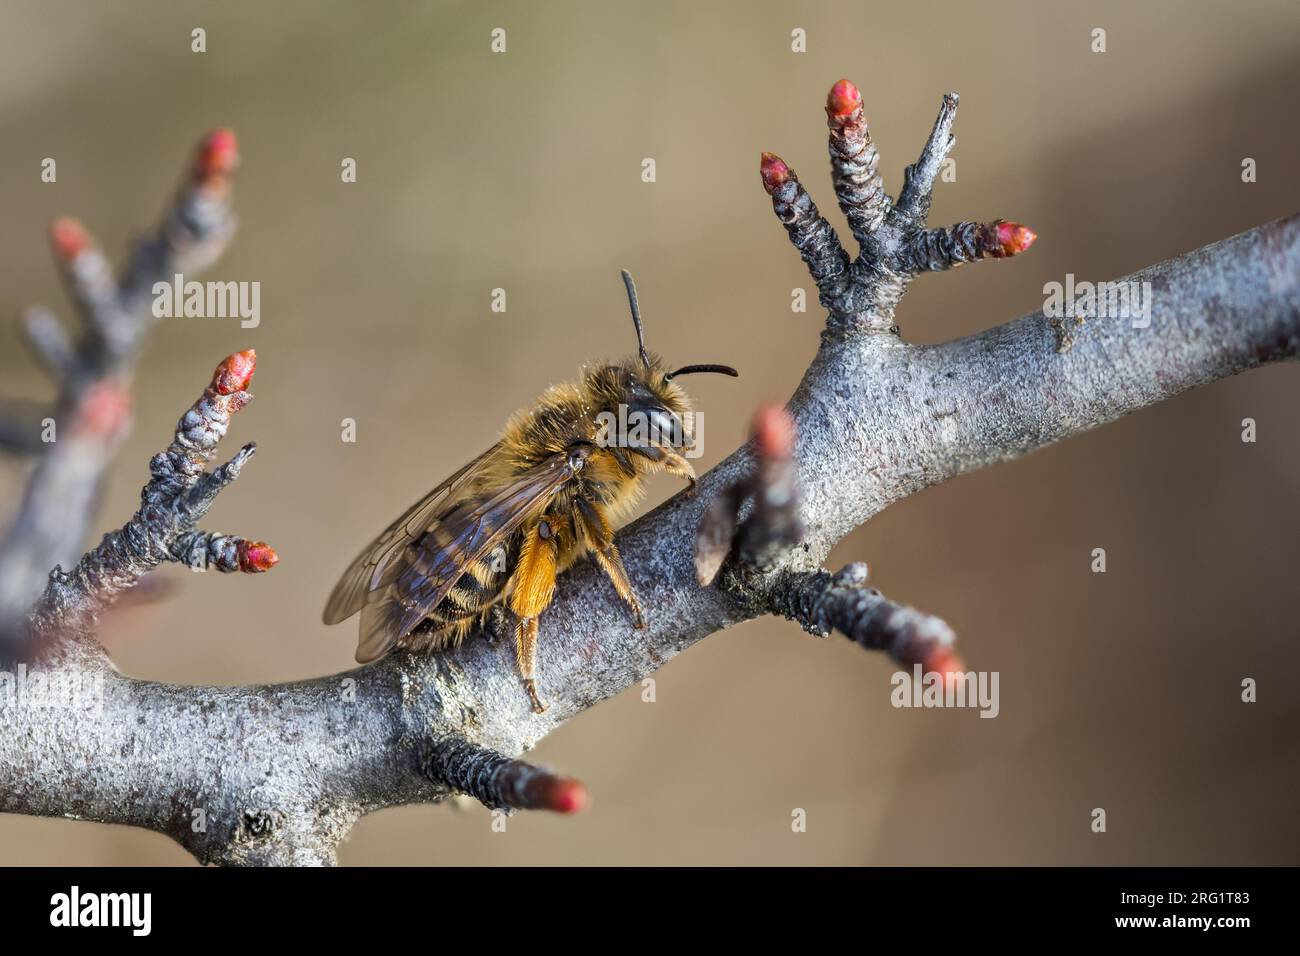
top-left (353, 451), bottom-right (581, 663)
top-left (322, 445), bottom-right (500, 627)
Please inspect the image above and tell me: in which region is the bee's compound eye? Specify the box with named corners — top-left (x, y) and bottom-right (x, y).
top-left (647, 408), bottom-right (685, 447)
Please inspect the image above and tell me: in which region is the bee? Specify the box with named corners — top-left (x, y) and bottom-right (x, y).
top-left (322, 272), bottom-right (737, 712)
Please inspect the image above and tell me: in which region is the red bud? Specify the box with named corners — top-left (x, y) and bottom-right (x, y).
top-left (237, 541), bottom-right (279, 573)
top-left (993, 220), bottom-right (1037, 257)
top-left (72, 380), bottom-right (132, 440)
top-left (213, 349), bottom-right (256, 395)
top-left (753, 406), bottom-right (794, 461)
top-left (923, 646), bottom-right (966, 695)
top-left (195, 128), bottom-right (240, 182)
top-left (49, 217), bottom-right (92, 261)
top-left (826, 78), bottom-right (861, 119)
top-left (760, 152), bottom-right (793, 193)
top-left (525, 775), bottom-right (589, 814)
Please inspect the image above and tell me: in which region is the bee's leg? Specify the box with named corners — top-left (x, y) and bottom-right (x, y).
top-left (514, 616), bottom-right (545, 713)
top-left (633, 446), bottom-right (698, 496)
top-left (659, 450), bottom-right (699, 497)
top-left (508, 519), bottom-right (559, 714)
top-left (590, 543), bottom-right (646, 629)
top-left (577, 499), bottom-right (646, 629)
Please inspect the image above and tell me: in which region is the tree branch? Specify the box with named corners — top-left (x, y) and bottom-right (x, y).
top-left (0, 131), bottom-right (240, 649)
top-left (28, 349), bottom-right (276, 641)
top-left (0, 81), bottom-right (1295, 865)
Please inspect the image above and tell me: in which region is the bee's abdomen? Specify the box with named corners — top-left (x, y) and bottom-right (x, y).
top-left (435, 557), bottom-right (507, 620)
top-left (399, 523), bottom-right (516, 646)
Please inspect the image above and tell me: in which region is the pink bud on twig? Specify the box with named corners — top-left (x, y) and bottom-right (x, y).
top-left (826, 78), bottom-right (862, 120)
top-left (992, 220), bottom-right (1037, 257)
top-left (49, 217), bottom-right (92, 262)
top-left (236, 540), bottom-right (279, 573)
top-left (194, 128), bottom-right (240, 184)
top-left (212, 349), bottom-right (256, 395)
top-left (760, 152), bottom-right (792, 194)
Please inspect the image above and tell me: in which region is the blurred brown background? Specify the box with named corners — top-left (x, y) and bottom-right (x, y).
top-left (0, 0), bottom-right (1296, 865)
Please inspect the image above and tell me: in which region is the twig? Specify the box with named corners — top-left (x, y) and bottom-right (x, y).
top-left (29, 350), bottom-right (276, 640)
top-left (698, 406), bottom-right (959, 681)
top-left (696, 406), bottom-right (805, 582)
top-left (422, 739), bottom-right (588, 814)
top-left (768, 563), bottom-right (961, 676)
top-left (762, 79), bottom-right (1035, 329)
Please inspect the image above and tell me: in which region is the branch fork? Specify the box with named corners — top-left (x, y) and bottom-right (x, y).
top-left (762, 79), bottom-right (1036, 330)
top-left (30, 350), bottom-right (276, 641)
top-left (695, 406), bottom-right (962, 683)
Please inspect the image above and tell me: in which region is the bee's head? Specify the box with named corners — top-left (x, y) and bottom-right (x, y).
top-left (585, 270), bottom-right (737, 452)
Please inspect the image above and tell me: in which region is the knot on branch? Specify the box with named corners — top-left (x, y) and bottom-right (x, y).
top-left (761, 79), bottom-right (1036, 331)
top-left (242, 809), bottom-right (283, 839)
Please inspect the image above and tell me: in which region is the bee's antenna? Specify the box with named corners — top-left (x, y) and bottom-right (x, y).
top-left (665, 364), bottom-right (739, 380)
top-left (621, 269), bottom-right (651, 370)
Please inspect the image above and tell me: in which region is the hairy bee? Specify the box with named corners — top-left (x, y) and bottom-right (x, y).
top-left (322, 272), bottom-right (737, 712)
